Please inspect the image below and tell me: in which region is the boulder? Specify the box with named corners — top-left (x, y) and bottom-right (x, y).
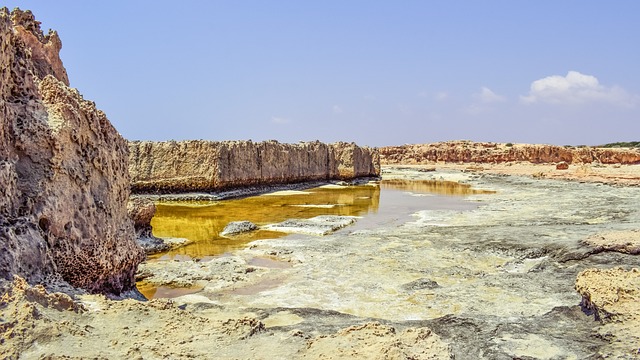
top-left (555, 161), bottom-right (569, 170)
top-left (127, 198), bottom-right (169, 254)
top-left (220, 221), bottom-right (259, 236)
top-left (575, 268), bottom-right (640, 356)
top-left (0, 8), bottom-right (144, 294)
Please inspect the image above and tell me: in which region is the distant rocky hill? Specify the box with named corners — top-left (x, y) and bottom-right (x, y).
top-left (380, 141), bottom-right (640, 165)
top-left (0, 8), bottom-right (144, 294)
top-left (129, 140), bottom-right (380, 193)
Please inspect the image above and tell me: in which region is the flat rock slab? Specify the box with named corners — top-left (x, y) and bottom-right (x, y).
top-left (582, 230), bottom-right (640, 254)
top-left (263, 215), bottom-right (359, 236)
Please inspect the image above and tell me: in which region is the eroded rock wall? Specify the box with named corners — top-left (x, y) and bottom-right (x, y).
top-left (0, 8), bottom-right (144, 294)
top-left (381, 141), bottom-right (640, 165)
top-left (129, 140), bottom-right (380, 193)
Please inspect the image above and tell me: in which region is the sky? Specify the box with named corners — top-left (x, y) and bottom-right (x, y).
top-left (4, 1), bottom-right (640, 147)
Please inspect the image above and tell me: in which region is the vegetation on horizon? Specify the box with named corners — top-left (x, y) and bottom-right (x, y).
top-left (597, 141), bottom-right (640, 148)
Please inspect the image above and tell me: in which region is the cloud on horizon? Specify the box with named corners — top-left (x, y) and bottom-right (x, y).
top-left (521, 71), bottom-right (638, 107)
top-left (474, 87), bottom-right (506, 103)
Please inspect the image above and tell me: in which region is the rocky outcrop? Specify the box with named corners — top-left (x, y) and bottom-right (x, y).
top-left (381, 141), bottom-right (640, 165)
top-left (0, 8), bottom-right (144, 294)
top-left (575, 268), bottom-right (640, 357)
top-left (582, 230), bottom-right (640, 255)
top-left (128, 140), bottom-right (380, 193)
top-left (127, 198), bottom-right (169, 254)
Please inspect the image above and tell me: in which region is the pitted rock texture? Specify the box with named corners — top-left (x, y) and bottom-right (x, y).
top-left (129, 140), bottom-right (380, 193)
top-left (220, 221), bottom-right (258, 237)
top-left (127, 197), bottom-right (169, 254)
top-left (127, 197), bottom-right (156, 239)
top-left (582, 230), bottom-right (640, 255)
top-left (381, 141), bottom-right (640, 165)
top-left (0, 8), bottom-right (144, 294)
top-left (575, 268), bottom-right (640, 358)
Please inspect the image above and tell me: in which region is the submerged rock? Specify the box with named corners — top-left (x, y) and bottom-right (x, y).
top-left (0, 8), bottom-right (144, 294)
top-left (220, 221), bottom-right (258, 236)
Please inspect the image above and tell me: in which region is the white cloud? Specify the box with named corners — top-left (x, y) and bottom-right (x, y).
top-left (474, 87), bottom-right (506, 103)
top-left (521, 71), bottom-right (638, 107)
top-left (271, 116), bottom-right (290, 124)
top-left (464, 87), bottom-right (505, 115)
top-left (332, 105), bottom-right (343, 114)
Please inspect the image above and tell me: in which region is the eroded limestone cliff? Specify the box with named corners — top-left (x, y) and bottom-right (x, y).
top-left (0, 8), bottom-right (144, 294)
top-left (381, 141), bottom-right (640, 165)
top-left (129, 140), bottom-right (380, 193)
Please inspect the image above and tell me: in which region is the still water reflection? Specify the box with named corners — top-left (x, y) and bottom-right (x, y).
top-left (150, 180), bottom-right (493, 260)
top-left (151, 185), bottom-right (380, 259)
top-left (380, 179), bottom-right (495, 196)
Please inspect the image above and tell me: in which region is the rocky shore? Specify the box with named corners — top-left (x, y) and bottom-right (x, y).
top-left (129, 140), bottom-right (380, 194)
top-left (0, 8), bottom-right (143, 295)
top-left (4, 166), bottom-right (640, 358)
top-left (381, 140), bottom-right (640, 165)
top-left (2, 7), bottom-right (640, 359)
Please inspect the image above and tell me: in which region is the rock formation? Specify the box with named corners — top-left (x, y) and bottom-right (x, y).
top-left (381, 141), bottom-right (640, 165)
top-left (575, 268), bottom-right (640, 357)
top-left (127, 198), bottom-right (170, 254)
top-left (128, 140), bottom-right (380, 193)
top-left (0, 8), bottom-right (144, 294)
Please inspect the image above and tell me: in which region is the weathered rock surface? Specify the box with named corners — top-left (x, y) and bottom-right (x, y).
top-left (128, 140), bottom-right (380, 193)
top-left (127, 197), bottom-right (170, 254)
top-left (0, 8), bottom-right (144, 294)
top-left (263, 215), bottom-right (358, 236)
top-left (0, 275), bottom-right (453, 359)
top-left (582, 230), bottom-right (640, 255)
top-left (303, 322), bottom-right (453, 359)
top-left (381, 141), bottom-right (640, 165)
top-left (575, 268), bottom-right (640, 358)
top-left (220, 221), bottom-right (258, 237)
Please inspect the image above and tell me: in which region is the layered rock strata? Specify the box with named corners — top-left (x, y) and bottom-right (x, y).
top-left (381, 141), bottom-right (640, 165)
top-left (129, 140), bottom-right (380, 193)
top-left (0, 8), bottom-right (144, 294)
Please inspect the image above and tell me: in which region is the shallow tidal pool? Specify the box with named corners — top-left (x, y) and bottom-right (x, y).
top-left (148, 179), bottom-right (491, 260)
top-left (136, 169), bottom-right (640, 359)
top-left (138, 179), bottom-right (492, 299)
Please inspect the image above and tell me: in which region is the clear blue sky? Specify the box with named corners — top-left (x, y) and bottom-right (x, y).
top-left (5, 1), bottom-right (640, 147)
